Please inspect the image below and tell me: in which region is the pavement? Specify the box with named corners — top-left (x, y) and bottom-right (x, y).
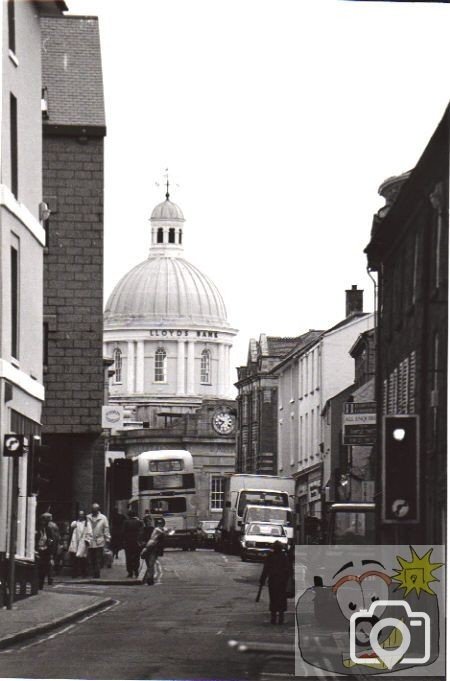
top-left (0, 548), bottom-right (296, 680)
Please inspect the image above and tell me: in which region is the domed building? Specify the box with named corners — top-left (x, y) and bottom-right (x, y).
top-left (104, 191), bottom-right (238, 520)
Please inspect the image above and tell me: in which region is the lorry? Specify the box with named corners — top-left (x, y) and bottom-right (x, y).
top-left (219, 474), bottom-right (295, 552)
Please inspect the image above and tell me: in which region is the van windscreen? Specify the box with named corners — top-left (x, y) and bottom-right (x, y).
top-left (238, 491), bottom-right (288, 516)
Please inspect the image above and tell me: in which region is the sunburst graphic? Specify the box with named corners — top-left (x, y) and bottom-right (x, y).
top-left (392, 546), bottom-right (443, 597)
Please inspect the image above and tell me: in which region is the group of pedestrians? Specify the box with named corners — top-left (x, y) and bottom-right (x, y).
top-left (119, 509), bottom-right (168, 585)
top-left (36, 503), bottom-right (111, 588)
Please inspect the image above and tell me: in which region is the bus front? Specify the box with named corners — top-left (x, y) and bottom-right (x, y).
top-left (132, 450), bottom-right (197, 550)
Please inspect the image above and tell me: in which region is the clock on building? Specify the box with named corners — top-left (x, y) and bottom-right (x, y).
top-left (212, 410), bottom-right (235, 435)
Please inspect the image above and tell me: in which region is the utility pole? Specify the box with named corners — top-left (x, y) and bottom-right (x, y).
top-left (3, 434), bottom-right (27, 610)
top-left (7, 455), bottom-right (19, 610)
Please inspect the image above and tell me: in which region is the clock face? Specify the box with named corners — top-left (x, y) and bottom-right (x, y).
top-left (212, 411), bottom-right (235, 435)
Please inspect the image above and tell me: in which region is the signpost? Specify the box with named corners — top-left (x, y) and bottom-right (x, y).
top-left (342, 402), bottom-right (376, 445)
top-left (3, 434), bottom-right (27, 610)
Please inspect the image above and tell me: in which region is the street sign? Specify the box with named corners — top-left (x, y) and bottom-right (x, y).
top-left (343, 402), bottom-right (376, 445)
top-left (3, 434), bottom-right (27, 457)
top-left (102, 405), bottom-right (124, 429)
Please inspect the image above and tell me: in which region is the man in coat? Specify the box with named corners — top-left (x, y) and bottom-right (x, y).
top-left (86, 503), bottom-right (111, 578)
top-left (260, 541), bottom-right (291, 624)
top-left (122, 509), bottom-right (143, 578)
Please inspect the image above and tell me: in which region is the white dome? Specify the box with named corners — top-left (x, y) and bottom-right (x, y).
top-left (104, 255), bottom-right (229, 328)
top-left (151, 198), bottom-right (184, 221)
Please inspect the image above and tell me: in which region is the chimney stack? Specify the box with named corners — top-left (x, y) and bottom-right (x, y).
top-left (346, 285), bottom-right (363, 317)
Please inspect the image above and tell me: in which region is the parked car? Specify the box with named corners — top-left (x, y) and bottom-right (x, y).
top-left (240, 522), bottom-right (288, 562)
top-left (196, 520), bottom-right (220, 548)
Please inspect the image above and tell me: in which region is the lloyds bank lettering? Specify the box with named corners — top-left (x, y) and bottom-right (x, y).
top-left (149, 329), bottom-right (219, 338)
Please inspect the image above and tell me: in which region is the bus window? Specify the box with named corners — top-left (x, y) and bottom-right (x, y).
top-left (150, 497), bottom-right (187, 514)
top-left (149, 459), bottom-right (184, 472)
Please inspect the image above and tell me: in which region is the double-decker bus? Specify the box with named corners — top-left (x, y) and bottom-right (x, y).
top-left (130, 450), bottom-right (197, 550)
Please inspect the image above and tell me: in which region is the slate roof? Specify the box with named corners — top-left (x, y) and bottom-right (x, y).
top-left (41, 16), bottom-right (105, 130)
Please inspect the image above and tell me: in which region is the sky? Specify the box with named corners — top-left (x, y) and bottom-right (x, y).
top-left (68, 0), bottom-right (450, 375)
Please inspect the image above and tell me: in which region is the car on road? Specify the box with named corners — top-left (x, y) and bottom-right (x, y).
top-left (240, 522), bottom-right (288, 562)
top-left (196, 520), bottom-right (220, 548)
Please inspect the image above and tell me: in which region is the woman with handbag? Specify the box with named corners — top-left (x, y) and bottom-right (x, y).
top-left (69, 510), bottom-right (91, 578)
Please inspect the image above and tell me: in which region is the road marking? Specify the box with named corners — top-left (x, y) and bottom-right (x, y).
top-left (216, 629), bottom-right (223, 635)
top-left (221, 555), bottom-right (228, 563)
top-left (0, 600), bottom-right (121, 654)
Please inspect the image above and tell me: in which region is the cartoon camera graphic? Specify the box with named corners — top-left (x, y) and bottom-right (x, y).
top-left (296, 547), bottom-right (443, 676)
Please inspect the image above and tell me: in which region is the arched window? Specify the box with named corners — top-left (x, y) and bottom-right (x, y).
top-left (113, 347), bottom-right (122, 383)
top-left (154, 347), bottom-right (167, 383)
top-left (157, 227), bottom-right (164, 244)
top-left (200, 349), bottom-right (211, 384)
top-left (169, 227), bottom-right (175, 244)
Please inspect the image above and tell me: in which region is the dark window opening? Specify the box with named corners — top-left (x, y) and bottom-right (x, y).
top-left (179, 231), bottom-right (182, 244)
top-left (11, 246), bottom-right (18, 358)
top-left (8, 0), bottom-right (15, 54)
top-left (43, 322), bottom-right (49, 368)
top-left (157, 228), bottom-right (164, 244)
top-left (43, 216), bottom-right (50, 248)
top-left (169, 228), bottom-right (175, 244)
top-left (10, 94), bottom-right (18, 199)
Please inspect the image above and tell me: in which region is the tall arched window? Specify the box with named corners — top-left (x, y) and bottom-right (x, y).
top-left (113, 347), bottom-right (122, 383)
top-left (200, 349), bottom-right (211, 384)
top-left (154, 347), bottom-right (167, 383)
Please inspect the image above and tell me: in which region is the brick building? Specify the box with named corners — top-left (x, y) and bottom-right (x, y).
top-left (40, 15), bottom-right (106, 518)
top-left (365, 105), bottom-right (448, 545)
top-left (235, 332), bottom-right (322, 474)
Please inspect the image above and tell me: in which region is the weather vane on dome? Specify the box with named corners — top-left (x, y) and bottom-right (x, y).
top-left (154, 168), bottom-right (180, 201)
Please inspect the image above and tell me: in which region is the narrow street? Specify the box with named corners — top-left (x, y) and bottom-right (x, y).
top-left (0, 550), bottom-right (295, 680)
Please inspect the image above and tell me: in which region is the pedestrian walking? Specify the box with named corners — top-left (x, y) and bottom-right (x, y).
top-left (68, 510), bottom-right (91, 578)
top-left (86, 503), bottom-right (111, 578)
top-left (140, 517), bottom-right (168, 585)
top-left (259, 541), bottom-right (290, 624)
top-left (123, 509), bottom-right (143, 578)
top-left (35, 513), bottom-right (58, 589)
top-left (110, 508), bottom-right (126, 559)
top-left (140, 511), bottom-right (154, 545)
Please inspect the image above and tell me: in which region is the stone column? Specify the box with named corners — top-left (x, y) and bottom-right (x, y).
top-left (224, 344), bottom-right (231, 397)
top-left (218, 343), bottom-right (225, 396)
top-left (177, 340), bottom-right (186, 395)
top-left (127, 340), bottom-right (135, 393)
top-left (187, 341), bottom-right (195, 395)
top-left (136, 340), bottom-right (145, 393)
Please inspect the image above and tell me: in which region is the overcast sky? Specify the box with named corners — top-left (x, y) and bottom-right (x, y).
top-left (69, 0), bottom-right (449, 375)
